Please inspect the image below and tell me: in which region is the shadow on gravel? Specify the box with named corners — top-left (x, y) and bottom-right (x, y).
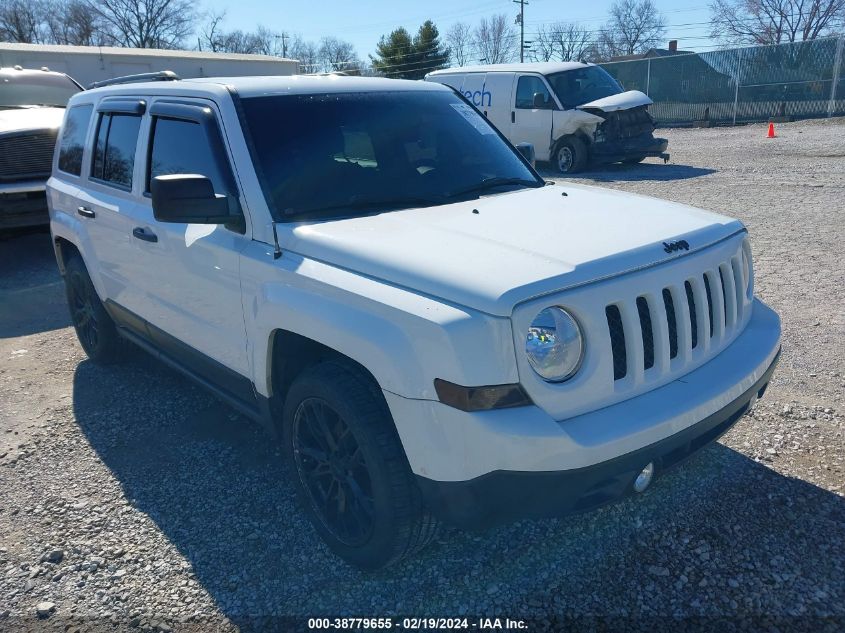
top-left (538, 162), bottom-right (716, 183)
top-left (0, 230), bottom-right (69, 338)
top-left (71, 356), bottom-right (845, 628)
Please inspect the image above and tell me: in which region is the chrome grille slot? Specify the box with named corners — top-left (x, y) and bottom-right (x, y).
top-left (0, 130), bottom-right (58, 182)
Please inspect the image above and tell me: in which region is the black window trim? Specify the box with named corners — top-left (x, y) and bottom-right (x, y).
top-left (57, 103), bottom-right (94, 178)
top-left (88, 111), bottom-right (142, 193)
top-left (96, 98), bottom-right (147, 115)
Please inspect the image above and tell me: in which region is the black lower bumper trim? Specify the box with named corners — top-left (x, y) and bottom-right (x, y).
top-left (591, 136), bottom-right (669, 163)
top-left (416, 348), bottom-right (780, 529)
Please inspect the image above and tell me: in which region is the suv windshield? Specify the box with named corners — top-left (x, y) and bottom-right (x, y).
top-left (0, 71), bottom-right (81, 109)
top-left (240, 90), bottom-right (542, 220)
top-left (546, 67), bottom-right (622, 109)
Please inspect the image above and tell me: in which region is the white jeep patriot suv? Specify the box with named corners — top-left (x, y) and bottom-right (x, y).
top-left (48, 73), bottom-right (781, 569)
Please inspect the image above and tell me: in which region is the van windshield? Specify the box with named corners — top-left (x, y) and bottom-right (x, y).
top-left (239, 90), bottom-right (542, 221)
top-left (546, 67), bottom-right (622, 109)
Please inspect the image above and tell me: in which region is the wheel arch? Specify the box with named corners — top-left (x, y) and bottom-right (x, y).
top-left (266, 329), bottom-right (385, 416)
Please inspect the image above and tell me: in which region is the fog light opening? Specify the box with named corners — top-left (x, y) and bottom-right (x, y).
top-left (633, 462), bottom-right (655, 493)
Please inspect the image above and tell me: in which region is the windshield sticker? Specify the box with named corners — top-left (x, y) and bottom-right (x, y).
top-left (450, 103), bottom-right (495, 135)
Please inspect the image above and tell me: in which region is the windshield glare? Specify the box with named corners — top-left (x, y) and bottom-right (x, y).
top-left (547, 67), bottom-right (623, 109)
top-left (0, 72), bottom-right (81, 108)
top-left (240, 90), bottom-right (541, 220)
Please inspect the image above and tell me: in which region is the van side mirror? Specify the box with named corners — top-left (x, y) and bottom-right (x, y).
top-left (532, 92), bottom-right (547, 109)
top-left (151, 174), bottom-right (231, 224)
top-left (515, 142), bottom-right (536, 167)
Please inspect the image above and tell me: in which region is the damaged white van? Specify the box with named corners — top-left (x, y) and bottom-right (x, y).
top-left (426, 62), bottom-right (669, 173)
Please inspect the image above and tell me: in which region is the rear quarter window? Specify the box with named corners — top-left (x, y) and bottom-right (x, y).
top-left (58, 104), bottom-right (93, 176)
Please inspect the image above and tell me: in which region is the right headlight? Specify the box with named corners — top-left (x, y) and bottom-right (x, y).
top-left (525, 306), bottom-right (584, 382)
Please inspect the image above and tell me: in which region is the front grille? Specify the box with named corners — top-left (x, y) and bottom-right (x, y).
top-left (605, 253), bottom-right (748, 383)
top-left (598, 106), bottom-right (656, 140)
top-left (0, 130), bottom-right (58, 182)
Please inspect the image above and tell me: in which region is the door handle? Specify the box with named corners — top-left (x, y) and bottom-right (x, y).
top-left (132, 227), bottom-right (158, 243)
top-left (77, 206), bottom-right (95, 218)
top-left (511, 111), bottom-right (515, 123)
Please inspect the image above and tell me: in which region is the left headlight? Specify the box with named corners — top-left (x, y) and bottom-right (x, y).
top-left (525, 306), bottom-right (584, 382)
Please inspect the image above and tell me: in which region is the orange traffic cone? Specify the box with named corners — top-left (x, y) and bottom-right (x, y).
top-left (767, 122), bottom-right (776, 138)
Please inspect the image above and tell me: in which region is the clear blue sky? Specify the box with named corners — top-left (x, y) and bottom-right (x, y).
top-left (202, 0), bottom-right (716, 61)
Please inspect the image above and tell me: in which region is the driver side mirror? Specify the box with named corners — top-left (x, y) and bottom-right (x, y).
top-left (533, 92), bottom-right (548, 109)
top-left (515, 142), bottom-right (536, 168)
top-left (151, 174), bottom-right (231, 224)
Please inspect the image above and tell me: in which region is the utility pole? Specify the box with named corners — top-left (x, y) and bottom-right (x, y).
top-left (513, 0), bottom-right (527, 62)
top-left (275, 32), bottom-right (289, 57)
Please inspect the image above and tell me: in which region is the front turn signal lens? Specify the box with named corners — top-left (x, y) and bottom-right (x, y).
top-left (433, 379), bottom-right (532, 412)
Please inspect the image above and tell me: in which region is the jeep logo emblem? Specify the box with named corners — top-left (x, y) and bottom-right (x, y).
top-left (663, 240), bottom-right (690, 253)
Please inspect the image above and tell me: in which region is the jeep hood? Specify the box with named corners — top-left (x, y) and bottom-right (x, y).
top-left (0, 106), bottom-right (64, 134)
top-left (577, 90), bottom-right (652, 112)
top-left (283, 184), bottom-right (743, 316)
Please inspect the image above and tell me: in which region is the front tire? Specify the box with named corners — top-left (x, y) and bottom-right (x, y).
top-left (282, 361), bottom-right (438, 569)
top-left (554, 136), bottom-right (588, 174)
top-left (63, 255), bottom-right (126, 364)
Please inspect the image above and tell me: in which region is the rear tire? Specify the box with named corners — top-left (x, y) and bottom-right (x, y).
top-left (282, 361), bottom-right (438, 569)
top-left (64, 255), bottom-right (126, 364)
top-left (554, 136), bottom-right (588, 174)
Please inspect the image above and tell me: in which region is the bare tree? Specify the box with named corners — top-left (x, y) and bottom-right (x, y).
top-left (319, 36), bottom-right (358, 72)
top-left (600, 0), bottom-right (666, 57)
top-left (446, 21), bottom-right (472, 66)
top-left (49, 0), bottom-right (105, 45)
top-left (90, 0), bottom-right (195, 48)
top-left (710, 0), bottom-right (845, 45)
top-left (530, 22), bottom-right (594, 62)
top-left (473, 14), bottom-right (517, 64)
top-left (289, 34), bottom-right (320, 72)
top-left (199, 10), bottom-right (226, 51)
top-left (0, 0), bottom-right (48, 43)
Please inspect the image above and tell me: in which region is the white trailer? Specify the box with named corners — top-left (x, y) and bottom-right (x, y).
top-left (0, 43), bottom-right (297, 88)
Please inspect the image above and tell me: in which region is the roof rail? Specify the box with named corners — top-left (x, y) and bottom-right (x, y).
top-left (88, 70), bottom-right (180, 90)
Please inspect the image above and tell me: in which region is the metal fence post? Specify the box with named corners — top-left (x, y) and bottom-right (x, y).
top-left (645, 59), bottom-right (651, 96)
top-left (732, 48), bottom-right (744, 125)
top-left (829, 35), bottom-right (844, 117)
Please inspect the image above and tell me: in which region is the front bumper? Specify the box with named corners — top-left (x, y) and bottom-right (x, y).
top-left (0, 181), bottom-right (49, 229)
top-left (590, 133), bottom-right (669, 164)
top-left (384, 298), bottom-right (781, 528)
top-left (417, 348), bottom-right (779, 528)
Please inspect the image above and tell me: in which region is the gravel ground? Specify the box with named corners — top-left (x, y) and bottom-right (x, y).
top-left (1, 118), bottom-right (843, 632)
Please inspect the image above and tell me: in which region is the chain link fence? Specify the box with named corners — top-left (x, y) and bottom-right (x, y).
top-left (600, 36), bottom-right (845, 125)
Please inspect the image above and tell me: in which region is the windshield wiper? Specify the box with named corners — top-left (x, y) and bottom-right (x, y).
top-left (285, 194), bottom-right (444, 219)
top-left (444, 177), bottom-right (542, 200)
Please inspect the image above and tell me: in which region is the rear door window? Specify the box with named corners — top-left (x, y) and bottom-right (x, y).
top-left (91, 112), bottom-right (142, 189)
top-left (58, 104), bottom-right (93, 176)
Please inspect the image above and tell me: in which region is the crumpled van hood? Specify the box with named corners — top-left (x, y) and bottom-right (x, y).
top-left (577, 90), bottom-right (653, 112)
top-left (281, 184), bottom-right (744, 316)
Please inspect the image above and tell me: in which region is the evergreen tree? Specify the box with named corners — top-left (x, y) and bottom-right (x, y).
top-left (371, 20), bottom-right (449, 79)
